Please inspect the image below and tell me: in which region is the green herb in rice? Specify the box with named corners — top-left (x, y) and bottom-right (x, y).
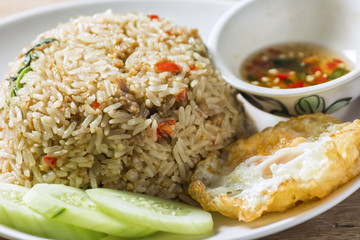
top-left (8, 38), bottom-right (59, 101)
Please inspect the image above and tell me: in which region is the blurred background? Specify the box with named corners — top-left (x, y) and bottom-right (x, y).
top-left (0, 0), bottom-right (74, 18)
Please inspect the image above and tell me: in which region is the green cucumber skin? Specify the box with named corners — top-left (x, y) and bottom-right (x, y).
top-left (0, 183), bottom-right (104, 240)
top-left (23, 184), bottom-right (156, 238)
top-left (86, 188), bottom-right (214, 235)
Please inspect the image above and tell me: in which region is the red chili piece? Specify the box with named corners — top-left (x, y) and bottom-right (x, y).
top-left (44, 156), bottom-right (57, 168)
top-left (157, 120), bottom-right (176, 140)
top-left (295, 82), bottom-right (304, 88)
top-left (315, 76), bottom-right (327, 83)
top-left (276, 73), bottom-right (289, 80)
top-left (156, 62), bottom-right (182, 73)
top-left (176, 88), bottom-right (187, 103)
top-left (326, 61), bottom-right (337, 69)
top-left (311, 66), bottom-right (322, 73)
top-left (287, 83), bottom-right (295, 88)
top-left (287, 82), bottom-right (304, 88)
top-left (91, 101), bottom-right (101, 109)
top-left (333, 58), bottom-right (343, 63)
top-left (149, 14), bottom-right (159, 20)
top-left (189, 65), bottom-right (196, 70)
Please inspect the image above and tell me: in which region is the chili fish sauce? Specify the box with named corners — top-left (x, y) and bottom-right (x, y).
top-left (240, 42), bottom-right (352, 89)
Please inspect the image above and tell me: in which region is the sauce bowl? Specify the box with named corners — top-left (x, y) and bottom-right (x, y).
top-left (208, 0), bottom-right (360, 117)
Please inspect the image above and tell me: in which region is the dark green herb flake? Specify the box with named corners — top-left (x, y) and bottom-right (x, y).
top-left (8, 38), bottom-right (59, 103)
top-left (327, 68), bottom-right (349, 80)
top-left (25, 38), bottom-right (59, 55)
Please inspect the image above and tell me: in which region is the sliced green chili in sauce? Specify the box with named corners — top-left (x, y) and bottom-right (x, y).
top-left (328, 68), bottom-right (349, 80)
top-left (7, 38), bottom-right (59, 104)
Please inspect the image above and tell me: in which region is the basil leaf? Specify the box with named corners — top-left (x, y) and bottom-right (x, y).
top-left (16, 66), bottom-right (32, 90)
top-left (25, 38), bottom-right (59, 55)
top-left (17, 53), bottom-right (31, 75)
top-left (9, 38), bottom-right (59, 102)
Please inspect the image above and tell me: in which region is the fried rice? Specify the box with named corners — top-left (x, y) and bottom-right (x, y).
top-left (0, 11), bottom-right (253, 199)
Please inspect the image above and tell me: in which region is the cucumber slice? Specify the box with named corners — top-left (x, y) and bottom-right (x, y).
top-left (23, 183), bottom-right (156, 238)
top-left (86, 188), bottom-right (213, 235)
top-left (0, 183), bottom-right (103, 240)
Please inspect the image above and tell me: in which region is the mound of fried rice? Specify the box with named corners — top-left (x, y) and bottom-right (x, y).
top-left (0, 11), bottom-right (252, 199)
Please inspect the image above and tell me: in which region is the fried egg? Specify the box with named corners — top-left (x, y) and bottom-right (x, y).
top-left (189, 113), bottom-right (360, 222)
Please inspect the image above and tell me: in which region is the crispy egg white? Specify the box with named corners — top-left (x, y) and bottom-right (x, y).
top-left (189, 114), bottom-right (360, 222)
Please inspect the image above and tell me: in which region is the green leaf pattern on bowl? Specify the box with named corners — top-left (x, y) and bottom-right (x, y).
top-left (295, 95), bottom-right (352, 115)
top-left (295, 95), bottom-right (326, 115)
top-left (243, 93), bottom-right (290, 117)
top-left (324, 97), bottom-right (353, 113)
top-left (243, 93), bottom-right (352, 117)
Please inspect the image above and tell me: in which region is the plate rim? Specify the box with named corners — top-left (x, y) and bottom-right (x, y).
top-left (0, 1), bottom-right (359, 240)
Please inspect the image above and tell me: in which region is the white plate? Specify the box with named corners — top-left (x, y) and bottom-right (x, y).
top-left (0, 1), bottom-right (359, 240)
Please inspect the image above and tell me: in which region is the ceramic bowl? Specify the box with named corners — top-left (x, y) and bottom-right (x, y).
top-left (208, 0), bottom-right (360, 117)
